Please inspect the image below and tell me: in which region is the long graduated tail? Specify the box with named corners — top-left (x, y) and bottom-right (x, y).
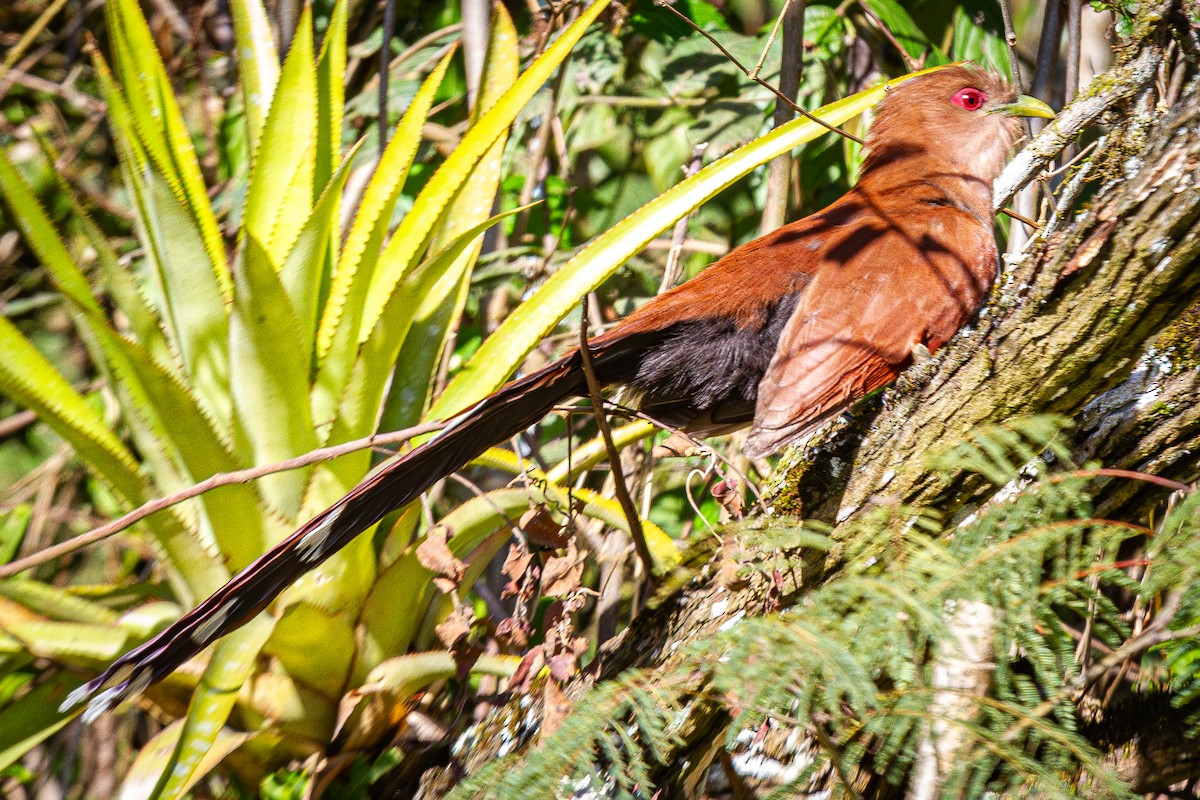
top-left (64, 349), bottom-right (599, 720)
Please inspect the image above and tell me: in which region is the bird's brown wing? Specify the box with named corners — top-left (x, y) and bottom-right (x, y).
top-left (745, 205), bottom-right (997, 457)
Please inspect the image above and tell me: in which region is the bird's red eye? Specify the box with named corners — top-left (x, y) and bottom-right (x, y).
top-left (952, 88), bottom-right (987, 111)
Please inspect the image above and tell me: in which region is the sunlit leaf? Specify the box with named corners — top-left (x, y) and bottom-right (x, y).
top-left (279, 141), bottom-right (362, 366)
top-left (227, 0), bottom-right (281, 153)
top-left (95, 53), bottom-right (232, 430)
top-left (230, 235), bottom-right (321, 521)
top-left (381, 2), bottom-right (520, 435)
top-left (312, 49), bottom-right (457, 430)
top-left (242, 4), bottom-right (317, 265)
top-left (119, 718), bottom-right (251, 800)
top-left (323, 203), bottom-right (537, 489)
top-left (105, 0), bottom-right (229, 296)
top-left (358, 0), bottom-right (612, 339)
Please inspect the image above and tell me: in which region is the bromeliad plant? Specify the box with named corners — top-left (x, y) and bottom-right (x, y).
top-left (0, 0), bottom-right (938, 793)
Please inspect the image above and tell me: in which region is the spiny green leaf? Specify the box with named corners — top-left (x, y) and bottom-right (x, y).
top-left (105, 0), bottom-right (229, 296)
top-left (323, 203), bottom-right (536, 490)
top-left (230, 234), bottom-right (320, 521)
top-left (100, 329), bottom-right (271, 569)
top-left (0, 580), bottom-right (119, 626)
top-left (279, 140), bottom-right (362, 365)
top-left (264, 602), bottom-right (356, 697)
top-left (358, 0), bottom-right (612, 340)
top-left (315, 0), bottom-right (347, 202)
top-left (227, 0), bottom-right (280, 154)
top-left (242, 3), bottom-right (317, 267)
top-left (0, 149), bottom-right (100, 317)
top-left (38, 141), bottom-right (171, 364)
top-left (0, 316), bottom-right (143, 502)
top-left (381, 2), bottom-right (520, 435)
top-left (312, 47), bottom-right (457, 432)
top-left (95, 54), bottom-right (232, 430)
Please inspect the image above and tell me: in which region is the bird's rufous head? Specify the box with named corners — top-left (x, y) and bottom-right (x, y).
top-left (862, 64), bottom-right (1054, 187)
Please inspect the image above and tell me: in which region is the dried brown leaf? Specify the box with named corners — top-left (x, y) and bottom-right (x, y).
top-left (540, 677), bottom-right (572, 742)
top-left (417, 525), bottom-right (468, 594)
top-left (541, 540), bottom-right (586, 597)
top-left (520, 507), bottom-right (568, 548)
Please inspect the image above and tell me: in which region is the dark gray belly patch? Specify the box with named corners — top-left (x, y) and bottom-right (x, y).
top-left (628, 292), bottom-right (801, 415)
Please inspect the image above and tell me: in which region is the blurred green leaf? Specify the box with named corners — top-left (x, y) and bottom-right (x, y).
top-left (242, 4), bottom-right (317, 266)
top-left (0, 507), bottom-right (30, 566)
top-left (860, 0), bottom-right (936, 61)
top-left (228, 0), bottom-right (281, 153)
top-left (951, 2), bottom-right (1012, 74)
top-left (0, 672), bottom-right (78, 772)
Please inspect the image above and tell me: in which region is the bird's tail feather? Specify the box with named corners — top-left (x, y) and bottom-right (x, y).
top-left (63, 349), bottom-right (596, 720)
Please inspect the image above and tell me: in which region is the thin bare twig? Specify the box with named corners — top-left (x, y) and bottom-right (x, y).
top-left (0, 67), bottom-right (105, 115)
top-left (379, 0), bottom-right (398, 145)
top-left (613, 404), bottom-right (769, 515)
top-left (0, 0), bottom-right (71, 79)
top-left (751, 0), bottom-right (796, 79)
top-left (997, 0), bottom-right (1024, 87)
top-left (1064, 0), bottom-right (1083, 105)
top-left (461, 0), bottom-right (490, 111)
top-left (577, 295), bottom-right (655, 578)
top-left (145, 0), bottom-right (193, 41)
top-left (1055, 468), bottom-right (1194, 493)
top-left (761, 0), bottom-right (805, 235)
top-left (855, 0), bottom-right (920, 71)
top-left (653, 0), bottom-right (864, 146)
top-left (994, 47), bottom-right (1161, 208)
top-left (0, 408), bottom-right (38, 439)
top-left (1063, 0), bottom-right (1083, 164)
top-left (999, 206), bottom-right (1040, 229)
top-left (662, 144), bottom-right (708, 291)
top-left (0, 421), bottom-right (445, 578)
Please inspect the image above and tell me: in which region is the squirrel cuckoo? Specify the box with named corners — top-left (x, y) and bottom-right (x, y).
top-left (65, 65), bottom-right (1053, 718)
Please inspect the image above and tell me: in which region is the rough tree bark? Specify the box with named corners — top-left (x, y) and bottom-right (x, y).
top-left (423, 5), bottom-right (1200, 797)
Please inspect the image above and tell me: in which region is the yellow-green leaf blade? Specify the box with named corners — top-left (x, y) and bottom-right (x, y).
top-left (227, 0), bottom-right (280, 153)
top-left (106, 0), bottom-right (228, 296)
top-left (358, 0), bottom-right (612, 341)
top-left (229, 236), bottom-right (321, 521)
top-left (0, 316), bottom-right (144, 503)
top-left (312, 45), bottom-right (457, 408)
top-left (315, 0), bottom-right (347, 200)
top-left (382, 2), bottom-right (519, 433)
top-left (242, 3), bottom-right (317, 266)
top-left (279, 140), bottom-right (362, 364)
top-left (324, 203), bottom-right (535, 488)
top-left (141, 617), bottom-right (272, 800)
